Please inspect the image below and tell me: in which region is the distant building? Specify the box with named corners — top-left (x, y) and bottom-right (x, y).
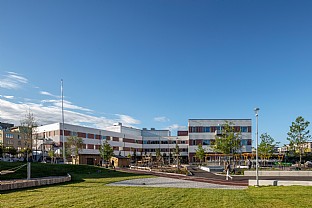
top-left (0, 126), bottom-right (30, 154)
top-left (0, 122), bottom-right (14, 130)
top-left (35, 118), bottom-right (253, 165)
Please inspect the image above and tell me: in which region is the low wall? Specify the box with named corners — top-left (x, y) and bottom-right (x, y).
top-left (200, 166), bottom-right (224, 172)
top-left (244, 171), bottom-right (312, 177)
top-left (249, 180), bottom-right (312, 186)
top-left (0, 174), bottom-right (71, 191)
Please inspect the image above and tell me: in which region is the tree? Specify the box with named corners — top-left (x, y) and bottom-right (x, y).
top-left (20, 111), bottom-right (37, 160)
top-left (195, 143), bottom-right (205, 165)
top-left (0, 144), bottom-right (3, 157)
top-left (99, 140), bottom-right (114, 167)
top-left (132, 148), bottom-right (137, 165)
top-left (287, 116), bottom-right (311, 166)
top-left (66, 136), bottom-right (84, 164)
top-left (155, 148), bottom-right (162, 167)
top-left (20, 148), bottom-right (32, 160)
top-left (6, 147), bottom-right (18, 156)
top-left (213, 121), bottom-right (241, 161)
top-left (48, 150), bottom-right (56, 164)
top-left (174, 144), bottom-right (180, 171)
top-left (259, 133), bottom-right (278, 166)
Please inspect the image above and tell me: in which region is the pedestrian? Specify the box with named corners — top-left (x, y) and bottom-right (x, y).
top-left (225, 161), bottom-right (233, 180)
top-left (247, 158), bottom-right (252, 170)
top-left (111, 160), bottom-right (115, 169)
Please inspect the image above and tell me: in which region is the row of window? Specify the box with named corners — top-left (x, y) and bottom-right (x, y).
top-left (192, 139), bottom-right (252, 146)
top-left (143, 140), bottom-right (187, 145)
top-left (143, 148), bottom-right (188, 153)
top-left (189, 126), bottom-right (251, 133)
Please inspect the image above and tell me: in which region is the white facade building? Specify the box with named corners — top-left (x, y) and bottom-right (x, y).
top-left (188, 119), bottom-right (252, 162)
top-left (35, 118), bottom-right (252, 165)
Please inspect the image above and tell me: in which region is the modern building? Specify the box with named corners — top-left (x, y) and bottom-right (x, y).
top-left (188, 119), bottom-right (252, 163)
top-left (34, 118), bottom-right (253, 165)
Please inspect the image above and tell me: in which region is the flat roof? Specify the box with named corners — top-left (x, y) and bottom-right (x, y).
top-left (188, 119), bottom-right (251, 120)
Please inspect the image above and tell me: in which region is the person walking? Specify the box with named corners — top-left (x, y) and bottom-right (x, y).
top-left (247, 158), bottom-right (252, 170)
top-left (225, 161), bottom-right (233, 180)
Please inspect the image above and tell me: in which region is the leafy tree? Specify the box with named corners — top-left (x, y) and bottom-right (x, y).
top-left (155, 148), bottom-right (162, 167)
top-left (195, 143), bottom-right (206, 165)
top-left (20, 148), bottom-right (32, 160)
top-left (287, 116), bottom-right (311, 166)
top-left (20, 111), bottom-right (37, 160)
top-left (259, 133), bottom-right (278, 165)
top-left (99, 140), bottom-right (114, 167)
top-left (213, 121), bottom-right (241, 159)
top-left (6, 146), bottom-right (18, 156)
top-left (48, 150), bottom-right (56, 164)
top-left (174, 144), bottom-right (180, 171)
top-left (66, 136), bottom-right (84, 164)
top-left (132, 148), bottom-right (137, 165)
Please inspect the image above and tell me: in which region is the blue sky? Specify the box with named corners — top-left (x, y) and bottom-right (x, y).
top-left (1, 0), bottom-right (312, 146)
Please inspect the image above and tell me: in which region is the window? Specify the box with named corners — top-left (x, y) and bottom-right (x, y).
top-left (203, 127), bottom-right (210, 132)
top-left (241, 127), bottom-right (248, 132)
top-left (143, 141), bottom-right (148, 144)
top-left (203, 140), bottom-right (210, 145)
top-left (241, 140), bottom-right (247, 146)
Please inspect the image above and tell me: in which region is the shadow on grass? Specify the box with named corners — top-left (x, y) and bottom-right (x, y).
top-left (0, 161), bottom-right (145, 194)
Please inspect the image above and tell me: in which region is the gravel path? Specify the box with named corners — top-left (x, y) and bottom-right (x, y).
top-left (107, 177), bottom-right (247, 189)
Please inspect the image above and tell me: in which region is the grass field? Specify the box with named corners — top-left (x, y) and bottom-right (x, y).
top-left (1, 162), bottom-right (312, 208)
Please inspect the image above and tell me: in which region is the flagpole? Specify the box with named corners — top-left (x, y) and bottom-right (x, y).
top-left (61, 79), bottom-right (66, 163)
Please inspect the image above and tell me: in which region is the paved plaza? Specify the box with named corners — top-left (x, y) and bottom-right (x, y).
top-left (107, 177), bottom-right (247, 190)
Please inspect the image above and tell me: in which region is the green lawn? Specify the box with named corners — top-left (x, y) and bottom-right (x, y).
top-left (1, 162), bottom-right (312, 208)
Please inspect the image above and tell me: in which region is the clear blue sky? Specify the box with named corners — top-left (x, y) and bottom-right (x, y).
top-left (1, 0), bottom-right (312, 146)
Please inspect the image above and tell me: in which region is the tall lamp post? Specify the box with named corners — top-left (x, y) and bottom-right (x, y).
top-left (254, 107), bottom-right (260, 187)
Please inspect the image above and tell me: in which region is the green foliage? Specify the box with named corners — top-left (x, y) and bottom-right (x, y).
top-left (156, 148), bottom-right (161, 159)
top-left (174, 143), bottom-right (180, 156)
top-left (287, 116), bottom-right (311, 164)
top-left (195, 143), bottom-right (205, 165)
top-left (213, 121), bottom-right (241, 155)
top-left (99, 140), bottom-right (114, 164)
top-left (66, 136), bottom-right (84, 164)
top-left (6, 146), bottom-right (18, 156)
top-left (259, 133), bottom-right (278, 159)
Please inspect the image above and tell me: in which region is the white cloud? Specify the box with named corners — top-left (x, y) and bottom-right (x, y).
top-left (0, 71), bottom-right (141, 130)
top-left (166, 124), bottom-right (187, 131)
top-left (116, 114), bottom-right (141, 126)
top-left (0, 98), bottom-right (119, 129)
top-left (0, 72), bottom-right (28, 89)
top-left (154, 116), bottom-right (170, 122)
top-left (41, 99), bottom-right (93, 112)
top-left (40, 91), bottom-right (58, 98)
top-left (0, 95), bottom-right (14, 99)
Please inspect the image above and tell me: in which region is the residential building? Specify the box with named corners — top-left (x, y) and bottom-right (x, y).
top-left (0, 126), bottom-right (30, 154)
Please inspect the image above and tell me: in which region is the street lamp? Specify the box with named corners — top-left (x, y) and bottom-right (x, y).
top-left (254, 107), bottom-right (260, 187)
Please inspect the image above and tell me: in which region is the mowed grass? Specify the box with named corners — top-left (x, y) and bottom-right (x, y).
top-left (1, 162), bottom-right (312, 208)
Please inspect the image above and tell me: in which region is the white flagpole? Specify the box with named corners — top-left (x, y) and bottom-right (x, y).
top-left (61, 79), bottom-right (66, 163)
